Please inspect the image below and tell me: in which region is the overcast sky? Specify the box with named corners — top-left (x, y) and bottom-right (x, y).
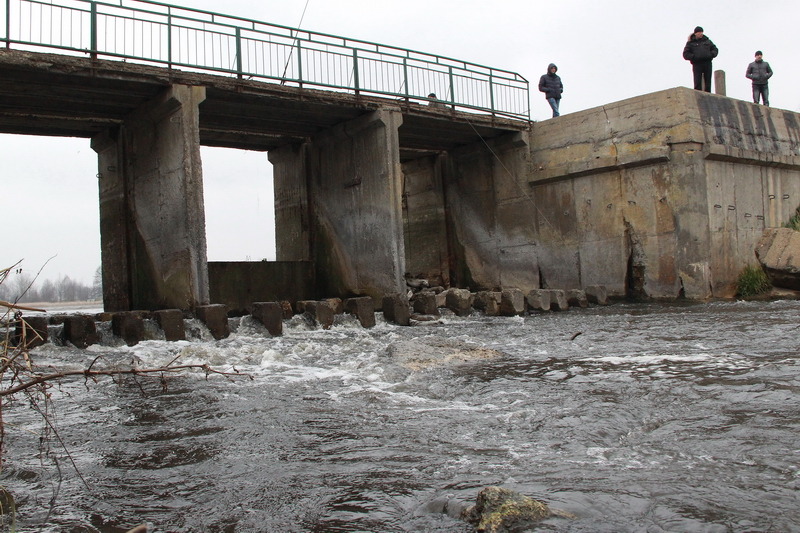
top-left (2, 0), bottom-right (799, 285)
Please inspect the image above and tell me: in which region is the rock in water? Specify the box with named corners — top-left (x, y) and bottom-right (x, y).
top-left (462, 486), bottom-right (551, 532)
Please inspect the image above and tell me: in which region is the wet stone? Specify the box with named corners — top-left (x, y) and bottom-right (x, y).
top-left (445, 288), bottom-right (472, 317)
top-left (566, 289), bottom-right (589, 308)
top-left (324, 298), bottom-right (344, 315)
top-left (62, 314), bottom-right (98, 349)
top-left (112, 311), bottom-right (145, 346)
top-left (195, 304), bottom-right (230, 340)
top-left (154, 309), bottom-right (186, 341)
top-left (344, 296), bottom-right (376, 328)
top-left (473, 291), bottom-right (501, 316)
top-left (526, 289), bottom-right (551, 311)
top-left (251, 302), bottom-right (284, 336)
top-left (547, 289), bottom-right (569, 311)
top-left (585, 285), bottom-right (609, 305)
top-left (382, 292), bottom-right (411, 326)
top-left (12, 316), bottom-right (48, 348)
top-left (500, 288), bottom-right (525, 316)
top-left (412, 291), bottom-right (440, 316)
top-left (279, 300), bottom-right (294, 319)
top-left (303, 300), bottom-right (335, 330)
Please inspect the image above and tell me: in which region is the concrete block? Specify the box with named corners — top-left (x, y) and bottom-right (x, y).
top-left (112, 311), bottom-right (145, 346)
top-left (195, 304), bottom-right (230, 340)
top-left (585, 285), bottom-right (609, 305)
top-left (344, 297), bottom-right (376, 328)
top-left (473, 291), bottom-right (501, 316)
top-left (303, 300), bottom-right (335, 329)
top-left (566, 289), bottom-right (589, 308)
top-left (62, 315), bottom-right (98, 349)
top-left (526, 289), bottom-right (551, 311)
top-left (296, 300), bottom-right (311, 314)
top-left (435, 291), bottom-right (447, 309)
top-left (12, 316), bottom-right (48, 349)
top-left (547, 290), bottom-right (569, 311)
top-left (500, 288), bottom-right (525, 316)
top-left (445, 288), bottom-right (472, 316)
top-left (755, 228), bottom-right (800, 290)
top-left (280, 300), bottom-right (294, 319)
top-left (154, 309), bottom-right (186, 341)
top-left (382, 293), bottom-right (411, 326)
top-left (251, 302), bottom-right (283, 336)
top-left (95, 312), bottom-right (114, 322)
top-left (412, 291), bottom-right (440, 316)
top-left (323, 298), bottom-right (344, 315)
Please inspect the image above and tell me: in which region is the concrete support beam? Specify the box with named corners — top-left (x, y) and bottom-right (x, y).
top-left (92, 84), bottom-right (209, 311)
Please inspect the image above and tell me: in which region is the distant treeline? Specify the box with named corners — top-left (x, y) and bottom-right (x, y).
top-left (0, 267), bottom-right (102, 303)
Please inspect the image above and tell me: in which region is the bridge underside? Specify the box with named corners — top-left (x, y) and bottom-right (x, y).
top-left (0, 49), bottom-right (528, 311)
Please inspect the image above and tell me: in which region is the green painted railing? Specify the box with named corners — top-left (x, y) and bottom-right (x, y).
top-left (1, 0), bottom-right (530, 119)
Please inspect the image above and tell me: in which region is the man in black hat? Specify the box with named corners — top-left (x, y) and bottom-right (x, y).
top-left (683, 26), bottom-right (719, 92)
top-left (746, 51), bottom-right (773, 106)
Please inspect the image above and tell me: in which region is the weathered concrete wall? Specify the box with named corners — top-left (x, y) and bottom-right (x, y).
top-left (269, 109), bottom-right (406, 304)
top-left (401, 155), bottom-right (449, 287)
top-left (208, 261), bottom-right (316, 315)
top-left (92, 84), bottom-right (209, 311)
top-left (526, 87), bottom-right (800, 299)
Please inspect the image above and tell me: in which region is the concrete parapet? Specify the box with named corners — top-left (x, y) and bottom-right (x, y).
top-left (473, 291), bottom-right (501, 316)
top-left (154, 309), bottom-right (186, 341)
top-left (382, 293), bottom-right (411, 326)
top-left (13, 316), bottom-right (48, 349)
top-left (445, 288), bottom-right (472, 316)
top-left (344, 297), bottom-right (376, 328)
top-left (412, 291), bottom-right (440, 316)
top-left (546, 290), bottom-right (569, 311)
top-left (195, 304), bottom-right (230, 340)
top-left (585, 285), bottom-right (609, 305)
top-left (526, 289), bottom-right (551, 311)
top-left (566, 289), bottom-right (589, 308)
top-left (112, 311), bottom-right (145, 346)
top-left (62, 315), bottom-right (98, 349)
top-left (251, 302), bottom-right (284, 336)
top-left (500, 288), bottom-right (525, 316)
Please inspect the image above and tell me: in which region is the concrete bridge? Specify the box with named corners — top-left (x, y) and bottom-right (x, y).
top-left (3, 1), bottom-right (800, 312)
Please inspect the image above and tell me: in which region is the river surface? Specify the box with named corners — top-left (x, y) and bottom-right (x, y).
top-left (3, 300), bottom-right (800, 532)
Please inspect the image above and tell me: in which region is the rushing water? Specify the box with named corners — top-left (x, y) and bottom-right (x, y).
top-left (3, 300), bottom-right (800, 532)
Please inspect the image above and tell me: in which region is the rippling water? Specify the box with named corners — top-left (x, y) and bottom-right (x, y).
top-left (3, 300), bottom-right (800, 532)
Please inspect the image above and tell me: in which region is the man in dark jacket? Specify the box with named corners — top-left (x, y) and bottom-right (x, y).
top-left (746, 51), bottom-right (773, 106)
top-left (683, 26), bottom-right (718, 92)
top-left (538, 63), bottom-right (563, 118)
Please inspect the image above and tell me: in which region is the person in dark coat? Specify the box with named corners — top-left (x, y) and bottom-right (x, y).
top-left (683, 26), bottom-right (718, 92)
top-left (538, 63), bottom-right (563, 118)
top-left (746, 51), bottom-right (773, 106)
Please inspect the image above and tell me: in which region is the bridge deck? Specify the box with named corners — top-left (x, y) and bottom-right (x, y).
top-left (0, 49), bottom-right (529, 160)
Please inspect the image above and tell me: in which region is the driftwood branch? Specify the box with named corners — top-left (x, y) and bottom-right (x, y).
top-left (2, 364), bottom-right (253, 397)
top-left (0, 300), bottom-right (47, 313)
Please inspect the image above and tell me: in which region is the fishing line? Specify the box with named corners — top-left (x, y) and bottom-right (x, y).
top-left (280, 0), bottom-right (311, 85)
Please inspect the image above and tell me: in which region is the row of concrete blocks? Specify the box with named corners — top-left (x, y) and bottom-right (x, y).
top-left (10, 296), bottom-right (377, 349)
top-left (383, 286), bottom-right (609, 325)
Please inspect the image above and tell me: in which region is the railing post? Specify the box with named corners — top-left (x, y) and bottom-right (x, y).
top-left (448, 66), bottom-right (455, 109)
top-left (352, 48), bottom-right (359, 95)
top-left (489, 73), bottom-right (495, 115)
top-left (402, 57), bottom-right (409, 98)
top-left (296, 39), bottom-right (302, 88)
top-left (5, 0), bottom-right (10, 48)
top-left (90, 1), bottom-right (97, 59)
top-left (167, 11), bottom-right (172, 69)
top-left (235, 27), bottom-right (243, 79)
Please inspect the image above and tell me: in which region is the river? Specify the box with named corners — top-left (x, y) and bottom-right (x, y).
top-left (3, 299), bottom-right (800, 532)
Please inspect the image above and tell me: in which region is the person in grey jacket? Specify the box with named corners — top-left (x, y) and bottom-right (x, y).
top-left (746, 51), bottom-right (773, 106)
top-left (538, 63), bottom-right (563, 118)
top-left (683, 26), bottom-right (718, 92)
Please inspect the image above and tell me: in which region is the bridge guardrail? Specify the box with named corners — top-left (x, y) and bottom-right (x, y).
top-left (1, 0), bottom-right (530, 120)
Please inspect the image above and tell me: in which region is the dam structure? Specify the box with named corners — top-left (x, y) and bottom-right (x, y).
top-left (2, 0), bottom-right (799, 312)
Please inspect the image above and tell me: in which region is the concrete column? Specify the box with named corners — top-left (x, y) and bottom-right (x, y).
top-left (268, 142), bottom-right (311, 261)
top-left (91, 84), bottom-right (209, 311)
top-left (309, 108), bottom-right (406, 302)
top-left (714, 70), bottom-right (726, 96)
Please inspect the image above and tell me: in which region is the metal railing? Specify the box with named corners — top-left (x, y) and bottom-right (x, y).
top-left (1, 0), bottom-right (530, 119)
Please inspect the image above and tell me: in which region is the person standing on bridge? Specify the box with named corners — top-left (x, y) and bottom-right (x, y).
top-left (683, 26), bottom-right (718, 92)
top-left (538, 63), bottom-right (563, 118)
top-left (746, 51), bottom-right (773, 106)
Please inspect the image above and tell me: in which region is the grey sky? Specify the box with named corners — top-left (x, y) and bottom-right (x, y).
top-left (2, 0), bottom-right (798, 285)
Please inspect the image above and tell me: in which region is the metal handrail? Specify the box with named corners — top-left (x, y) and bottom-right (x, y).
top-left (1, 0), bottom-right (530, 119)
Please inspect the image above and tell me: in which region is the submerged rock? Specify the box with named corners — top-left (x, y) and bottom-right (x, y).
top-left (461, 486), bottom-right (552, 532)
